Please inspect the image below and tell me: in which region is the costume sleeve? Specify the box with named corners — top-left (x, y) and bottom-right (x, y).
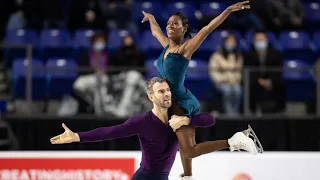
top-left (77, 116), bottom-right (144, 142)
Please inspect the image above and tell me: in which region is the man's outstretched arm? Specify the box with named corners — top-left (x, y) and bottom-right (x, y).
top-left (50, 116), bottom-right (144, 144)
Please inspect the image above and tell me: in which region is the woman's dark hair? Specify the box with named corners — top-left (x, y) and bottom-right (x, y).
top-left (173, 12), bottom-right (195, 39)
top-left (91, 31), bottom-right (107, 45)
top-left (220, 34), bottom-right (241, 60)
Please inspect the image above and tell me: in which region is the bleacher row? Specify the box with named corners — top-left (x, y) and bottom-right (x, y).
top-left (5, 29), bottom-right (317, 102)
top-left (4, 28), bottom-right (320, 60)
top-left (3, 1), bottom-right (320, 101)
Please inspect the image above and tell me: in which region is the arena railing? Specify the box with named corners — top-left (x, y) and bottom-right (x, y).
top-left (0, 44), bottom-right (33, 104)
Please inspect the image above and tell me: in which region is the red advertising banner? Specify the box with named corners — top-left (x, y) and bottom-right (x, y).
top-left (0, 158), bottom-right (135, 180)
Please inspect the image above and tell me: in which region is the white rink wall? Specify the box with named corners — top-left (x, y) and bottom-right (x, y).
top-left (0, 151), bottom-right (318, 180)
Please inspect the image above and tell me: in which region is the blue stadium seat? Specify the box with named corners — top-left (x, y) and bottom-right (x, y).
top-left (74, 29), bottom-right (96, 49)
top-left (12, 58), bottom-right (46, 99)
top-left (283, 59), bottom-right (314, 80)
top-left (141, 31), bottom-right (163, 58)
top-left (41, 29), bottom-right (72, 59)
top-left (166, 2), bottom-right (197, 21)
top-left (4, 29), bottom-right (38, 45)
top-left (283, 59), bottom-right (315, 102)
top-left (304, 2), bottom-right (320, 31)
top-left (4, 29), bottom-right (39, 68)
top-left (209, 30), bottom-right (242, 51)
top-left (73, 29), bottom-right (96, 59)
top-left (280, 31), bottom-right (310, 51)
top-left (193, 40), bottom-right (214, 60)
top-left (280, 31), bottom-right (315, 62)
top-left (132, 2), bottom-right (163, 21)
top-left (145, 59), bottom-right (158, 79)
top-left (108, 29), bottom-right (138, 51)
top-left (313, 32), bottom-right (320, 53)
top-left (46, 58), bottom-right (78, 98)
top-left (186, 60), bottom-right (209, 79)
top-left (185, 59), bottom-right (211, 101)
top-left (199, 2), bottom-right (227, 17)
top-left (304, 2), bottom-right (320, 22)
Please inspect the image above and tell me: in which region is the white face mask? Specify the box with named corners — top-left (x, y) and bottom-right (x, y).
top-left (93, 42), bottom-right (105, 51)
top-left (254, 41), bottom-right (267, 50)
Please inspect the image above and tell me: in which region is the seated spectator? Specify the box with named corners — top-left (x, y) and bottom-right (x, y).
top-left (244, 30), bottom-right (286, 114)
top-left (267, 0), bottom-right (304, 30)
top-left (69, 33), bottom-right (148, 117)
top-left (109, 34), bottom-right (147, 117)
top-left (209, 34), bottom-right (243, 116)
top-left (73, 31), bottom-right (110, 115)
top-left (110, 34), bottom-right (145, 74)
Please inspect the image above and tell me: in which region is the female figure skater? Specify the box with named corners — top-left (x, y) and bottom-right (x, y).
top-left (141, 1), bottom-right (263, 178)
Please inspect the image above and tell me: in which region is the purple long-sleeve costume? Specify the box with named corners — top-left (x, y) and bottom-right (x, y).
top-left (78, 111), bottom-right (215, 175)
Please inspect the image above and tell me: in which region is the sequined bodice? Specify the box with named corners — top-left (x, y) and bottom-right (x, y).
top-left (157, 46), bottom-right (189, 97)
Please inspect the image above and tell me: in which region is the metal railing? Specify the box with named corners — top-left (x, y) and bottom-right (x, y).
top-left (0, 44), bottom-right (33, 109)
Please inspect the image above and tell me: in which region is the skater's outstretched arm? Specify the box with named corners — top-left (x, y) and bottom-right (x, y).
top-left (50, 116), bottom-right (144, 144)
top-left (183, 1), bottom-right (250, 57)
top-left (141, 11), bottom-right (169, 47)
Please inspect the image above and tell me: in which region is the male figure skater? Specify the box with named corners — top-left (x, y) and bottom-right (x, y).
top-left (51, 77), bottom-right (260, 180)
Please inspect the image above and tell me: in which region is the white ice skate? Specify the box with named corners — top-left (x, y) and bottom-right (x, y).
top-left (243, 125), bottom-right (264, 153)
top-left (228, 125), bottom-right (264, 155)
top-left (180, 174), bottom-right (195, 180)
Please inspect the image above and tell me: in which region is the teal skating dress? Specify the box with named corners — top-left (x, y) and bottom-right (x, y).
top-left (157, 45), bottom-right (200, 116)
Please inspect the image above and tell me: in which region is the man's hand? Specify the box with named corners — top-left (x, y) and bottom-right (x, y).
top-left (169, 115), bottom-right (190, 132)
top-left (50, 123), bottom-right (80, 144)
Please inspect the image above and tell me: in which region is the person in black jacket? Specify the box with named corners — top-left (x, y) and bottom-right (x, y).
top-left (110, 34), bottom-right (145, 75)
top-left (244, 30), bottom-right (286, 114)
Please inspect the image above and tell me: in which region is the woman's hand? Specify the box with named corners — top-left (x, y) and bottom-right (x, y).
top-left (141, 11), bottom-right (155, 23)
top-left (227, 1), bottom-right (251, 12)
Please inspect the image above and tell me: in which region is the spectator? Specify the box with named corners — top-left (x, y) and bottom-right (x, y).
top-left (244, 29), bottom-right (286, 114)
top-left (109, 34), bottom-right (147, 117)
top-left (69, 32), bottom-right (148, 117)
top-left (209, 34), bottom-right (243, 116)
top-left (110, 34), bottom-right (145, 74)
top-left (72, 31), bottom-right (110, 115)
top-left (267, 0), bottom-right (304, 30)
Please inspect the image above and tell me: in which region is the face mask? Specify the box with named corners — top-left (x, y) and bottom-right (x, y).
top-left (254, 41), bottom-right (267, 50)
top-left (93, 43), bottom-right (105, 51)
top-left (224, 45), bottom-right (235, 52)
